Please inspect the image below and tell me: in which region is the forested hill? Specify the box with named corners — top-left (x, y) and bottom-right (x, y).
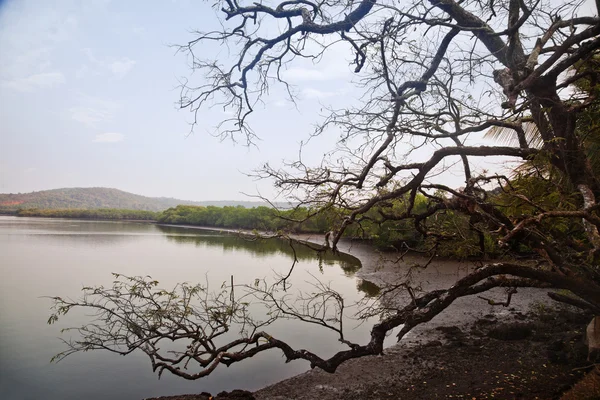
top-left (0, 188), bottom-right (279, 212)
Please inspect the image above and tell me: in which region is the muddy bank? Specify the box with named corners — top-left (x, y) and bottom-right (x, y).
top-left (250, 235), bottom-right (587, 399)
top-left (159, 226), bottom-right (556, 331)
top-left (145, 229), bottom-right (586, 399)
top-left (255, 306), bottom-right (591, 400)
top-left (146, 306), bottom-right (591, 400)
top-left (296, 234), bottom-right (555, 333)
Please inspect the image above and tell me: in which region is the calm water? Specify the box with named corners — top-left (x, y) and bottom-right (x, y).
top-left (0, 217), bottom-right (377, 400)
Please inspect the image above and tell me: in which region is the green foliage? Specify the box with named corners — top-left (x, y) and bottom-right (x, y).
top-left (157, 205), bottom-right (331, 233)
top-left (158, 198), bottom-right (494, 259)
top-left (8, 195), bottom-right (498, 259)
top-left (572, 56), bottom-right (600, 176)
top-left (16, 208), bottom-right (159, 221)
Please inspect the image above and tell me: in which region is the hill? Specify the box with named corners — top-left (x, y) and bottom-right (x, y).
top-left (0, 188), bottom-right (282, 212)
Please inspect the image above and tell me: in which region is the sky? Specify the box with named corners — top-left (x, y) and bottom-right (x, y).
top-left (0, 0), bottom-right (355, 201)
top-left (0, 0), bottom-right (597, 201)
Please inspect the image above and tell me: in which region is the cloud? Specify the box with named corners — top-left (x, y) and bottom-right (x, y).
top-left (1, 46), bottom-right (52, 78)
top-left (0, 6), bottom-right (78, 84)
top-left (302, 88), bottom-right (339, 99)
top-left (75, 65), bottom-right (92, 80)
top-left (132, 26), bottom-right (146, 37)
top-left (1, 72), bottom-right (65, 92)
top-left (93, 132), bottom-right (124, 143)
top-left (283, 64), bottom-right (352, 83)
top-left (80, 48), bottom-right (136, 79)
top-left (70, 107), bottom-right (113, 126)
top-left (85, 0), bottom-right (112, 8)
top-left (47, 15), bottom-right (78, 42)
top-left (82, 47), bottom-right (99, 63)
top-left (281, 40), bottom-right (353, 83)
top-left (68, 94), bottom-right (120, 127)
top-left (108, 58), bottom-right (136, 79)
top-left (284, 68), bottom-right (328, 81)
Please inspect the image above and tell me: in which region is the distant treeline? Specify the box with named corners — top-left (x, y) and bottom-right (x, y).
top-left (157, 205), bottom-right (330, 233)
top-left (11, 205), bottom-right (326, 229)
top-left (8, 196), bottom-right (503, 258)
top-left (156, 202), bottom-right (496, 258)
top-left (15, 208), bottom-right (159, 221)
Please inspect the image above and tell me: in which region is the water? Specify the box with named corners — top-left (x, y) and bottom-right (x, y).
top-left (0, 217), bottom-right (377, 400)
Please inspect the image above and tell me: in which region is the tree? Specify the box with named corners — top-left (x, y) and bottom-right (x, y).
top-left (50, 0), bottom-right (600, 380)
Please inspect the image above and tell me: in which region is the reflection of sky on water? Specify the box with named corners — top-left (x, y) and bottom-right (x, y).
top-left (0, 218), bottom-right (363, 278)
top-left (0, 217), bottom-right (380, 400)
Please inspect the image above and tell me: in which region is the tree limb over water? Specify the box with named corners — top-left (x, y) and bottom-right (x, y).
top-left (50, 0), bottom-right (600, 380)
top-left (48, 261), bottom-right (600, 378)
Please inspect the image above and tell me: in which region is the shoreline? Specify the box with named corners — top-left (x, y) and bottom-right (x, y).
top-left (4, 216), bottom-right (588, 398)
top-left (2, 215), bottom-right (563, 331)
top-left (252, 236), bottom-right (592, 399)
top-left (1, 214), bottom-right (157, 223)
top-left (154, 224), bottom-right (583, 399)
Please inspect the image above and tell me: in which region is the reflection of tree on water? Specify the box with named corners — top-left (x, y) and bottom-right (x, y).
top-left (356, 279), bottom-right (380, 297)
top-left (156, 225), bottom-right (362, 276)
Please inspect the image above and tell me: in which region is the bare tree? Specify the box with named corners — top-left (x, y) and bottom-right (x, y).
top-left (50, 0), bottom-right (600, 379)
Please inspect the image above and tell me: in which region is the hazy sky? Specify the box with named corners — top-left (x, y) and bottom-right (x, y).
top-left (0, 0), bottom-right (356, 201)
top-left (0, 0), bottom-right (596, 201)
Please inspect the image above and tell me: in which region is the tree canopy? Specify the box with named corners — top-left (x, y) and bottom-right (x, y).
top-left (49, 0), bottom-right (600, 381)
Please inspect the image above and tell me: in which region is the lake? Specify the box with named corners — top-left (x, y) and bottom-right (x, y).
top-left (0, 217), bottom-right (379, 400)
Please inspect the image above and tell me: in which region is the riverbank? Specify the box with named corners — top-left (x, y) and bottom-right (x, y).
top-left (254, 305), bottom-right (591, 400)
top-left (253, 235), bottom-right (591, 399)
top-left (143, 228), bottom-right (595, 399)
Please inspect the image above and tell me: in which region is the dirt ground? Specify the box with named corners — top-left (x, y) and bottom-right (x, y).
top-left (255, 306), bottom-right (591, 400)
top-left (148, 307), bottom-right (592, 400)
top-left (146, 234), bottom-right (596, 400)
